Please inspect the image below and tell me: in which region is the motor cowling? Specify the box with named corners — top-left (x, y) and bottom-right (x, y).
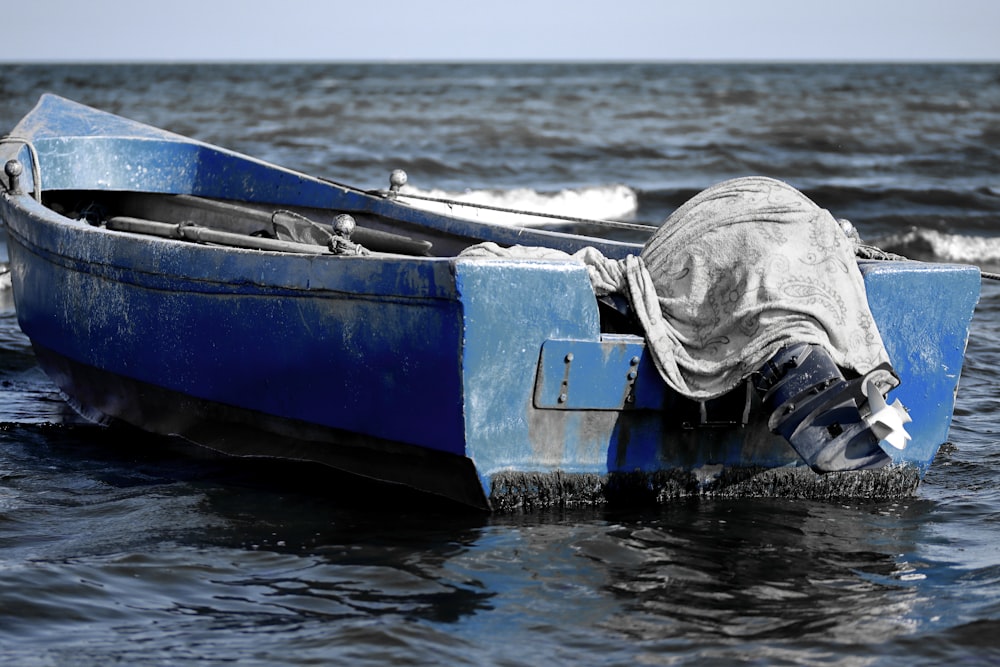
top-left (753, 343), bottom-right (896, 472)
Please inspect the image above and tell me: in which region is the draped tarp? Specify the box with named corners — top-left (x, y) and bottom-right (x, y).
top-left (461, 177), bottom-right (896, 400)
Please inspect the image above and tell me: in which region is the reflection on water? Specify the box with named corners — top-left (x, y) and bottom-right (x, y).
top-left (1, 405), bottom-right (999, 664)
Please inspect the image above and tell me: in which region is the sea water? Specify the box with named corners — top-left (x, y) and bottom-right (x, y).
top-left (1, 62), bottom-right (999, 665)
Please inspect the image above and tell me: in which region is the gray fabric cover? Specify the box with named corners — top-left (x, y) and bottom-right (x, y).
top-left (461, 177), bottom-right (895, 400)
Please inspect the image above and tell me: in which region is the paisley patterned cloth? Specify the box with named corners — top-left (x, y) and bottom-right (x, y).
top-left (462, 177), bottom-right (896, 400)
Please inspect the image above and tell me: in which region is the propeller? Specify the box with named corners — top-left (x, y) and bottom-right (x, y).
top-left (863, 378), bottom-right (912, 451)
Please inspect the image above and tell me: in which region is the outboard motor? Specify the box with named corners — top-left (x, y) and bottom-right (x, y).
top-left (754, 343), bottom-right (910, 472)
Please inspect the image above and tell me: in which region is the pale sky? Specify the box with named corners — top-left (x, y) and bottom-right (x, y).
top-left (2, 0), bottom-right (998, 63)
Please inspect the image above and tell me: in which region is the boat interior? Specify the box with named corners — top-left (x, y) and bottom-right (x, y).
top-left (43, 190), bottom-right (457, 256)
top-left (39, 189), bottom-right (645, 335)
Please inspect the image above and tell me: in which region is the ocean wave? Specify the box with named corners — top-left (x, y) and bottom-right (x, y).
top-left (399, 183), bottom-right (640, 226)
top-left (870, 228), bottom-right (1000, 269)
top-left (806, 183), bottom-right (1000, 212)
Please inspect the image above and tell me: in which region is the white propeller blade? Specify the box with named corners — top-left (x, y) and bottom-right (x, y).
top-left (863, 378), bottom-right (912, 450)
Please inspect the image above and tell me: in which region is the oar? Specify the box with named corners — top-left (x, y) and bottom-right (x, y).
top-left (168, 195), bottom-right (432, 256)
top-left (107, 217), bottom-right (331, 254)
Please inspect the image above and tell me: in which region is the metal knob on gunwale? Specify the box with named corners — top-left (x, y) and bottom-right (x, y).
top-left (333, 213), bottom-right (356, 239)
top-left (4, 159), bottom-right (22, 194)
top-left (388, 169), bottom-right (407, 196)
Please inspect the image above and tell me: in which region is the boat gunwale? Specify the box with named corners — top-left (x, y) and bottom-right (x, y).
top-left (6, 107), bottom-right (645, 262)
top-left (2, 189), bottom-right (515, 303)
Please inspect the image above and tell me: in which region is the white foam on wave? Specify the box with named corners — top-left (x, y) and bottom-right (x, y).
top-left (398, 184), bottom-right (639, 227)
top-left (877, 228), bottom-right (1000, 267)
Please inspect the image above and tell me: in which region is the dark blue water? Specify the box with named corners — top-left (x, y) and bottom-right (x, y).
top-left (2, 63), bottom-right (1000, 665)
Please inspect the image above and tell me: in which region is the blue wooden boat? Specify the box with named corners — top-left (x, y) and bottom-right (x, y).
top-left (0, 95), bottom-right (981, 510)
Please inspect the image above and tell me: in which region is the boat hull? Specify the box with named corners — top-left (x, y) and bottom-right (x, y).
top-left (2, 192), bottom-right (981, 509)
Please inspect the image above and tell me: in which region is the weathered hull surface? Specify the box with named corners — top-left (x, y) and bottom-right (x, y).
top-left (0, 95), bottom-right (981, 510)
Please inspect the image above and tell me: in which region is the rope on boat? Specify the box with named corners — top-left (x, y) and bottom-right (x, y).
top-left (0, 136), bottom-right (42, 202)
top-left (392, 190), bottom-right (661, 233)
top-left (320, 170), bottom-right (657, 233)
top-left (395, 191), bottom-right (1000, 281)
top-left (857, 243), bottom-right (1000, 281)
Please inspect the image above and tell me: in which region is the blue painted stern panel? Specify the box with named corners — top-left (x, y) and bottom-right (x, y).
top-left (456, 258), bottom-right (979, 496)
